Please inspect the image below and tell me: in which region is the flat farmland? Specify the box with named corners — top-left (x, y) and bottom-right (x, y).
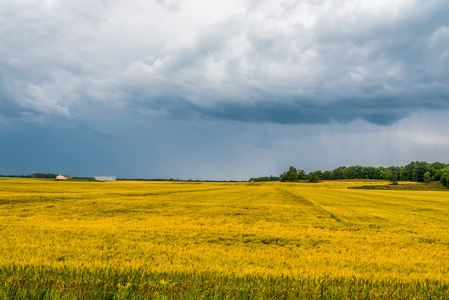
top-left (0, 178), bottom-right (448, 299)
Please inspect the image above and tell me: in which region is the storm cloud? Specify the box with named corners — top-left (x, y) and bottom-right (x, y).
top-left (1, 0), bottom-right (449, 179)
top-left (2, 0), bottom-right (449, 125)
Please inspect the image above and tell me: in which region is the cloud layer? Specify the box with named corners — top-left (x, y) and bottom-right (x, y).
top-left (1, 0), bottom-right (449, 126)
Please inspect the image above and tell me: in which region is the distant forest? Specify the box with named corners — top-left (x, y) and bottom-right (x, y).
top-left (0, 173), bottom-right (94, 180)
top-left (250, 161), bottom-right (449, 188)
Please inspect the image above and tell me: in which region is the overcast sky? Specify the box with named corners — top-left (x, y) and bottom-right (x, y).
top-left (1, 0), bottom-right (449, 180)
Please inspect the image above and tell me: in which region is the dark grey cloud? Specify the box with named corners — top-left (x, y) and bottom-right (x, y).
top-left (114, 0), bottom-right (449, 126)
top-left (206, 99), bottom-right (410, 126)
top-left (1, 0), bottom-right (449, 126)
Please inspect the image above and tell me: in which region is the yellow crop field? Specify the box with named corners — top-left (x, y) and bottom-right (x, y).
top-left (0, 178), bottom-right (448, 299)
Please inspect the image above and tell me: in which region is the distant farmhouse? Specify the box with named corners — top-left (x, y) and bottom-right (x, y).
top-left (56, 175), bottom-right (72, 180)
top-left (95, 175), bottom-right (117, 181)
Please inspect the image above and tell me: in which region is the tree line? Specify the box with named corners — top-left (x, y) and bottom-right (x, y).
top-left (0, 173), bottom-right (58, 179)
top-left (248, 175), bottom-right (280, 182)
top-left (275, 161), bottom-right (449, 187)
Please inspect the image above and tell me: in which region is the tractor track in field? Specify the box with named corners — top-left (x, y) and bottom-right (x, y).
top-left (276, 187), bottom-right (346, 224)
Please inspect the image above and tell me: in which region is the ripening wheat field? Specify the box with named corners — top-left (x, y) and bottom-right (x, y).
top-left (0, 178), bottom-right (448, 299)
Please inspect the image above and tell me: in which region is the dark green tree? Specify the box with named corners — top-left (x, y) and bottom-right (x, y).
top-left (429, 162), bottom-right (449, 180)
top-left (385, 170), bottom-right (398, 185)
top-left (434, 168), bottom-right (446, 181)
top-left (280, 166), bottom-right (299, 182)
top-left (279, 172), bottom-right (287, 182)
top-left (423, 172), bottom-right (431, 184)
top-left (332, 166), bottom-right (348, 179)
top-left (309, 172), bottom-right (320, 183)
top-left (364, 166), bottom-right (379, 179)
top-left (412, 161), bottom-right (429, 182)
top-left (286, 166), bottom-right (298, 181)
top-left (440, 168), bottom-right (449, 187)
top-left (321, 170), bottom-right (333, 180)
top-left (400, 162), bottom-right (416, 181)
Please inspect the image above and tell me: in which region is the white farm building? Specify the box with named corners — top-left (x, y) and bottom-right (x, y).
top-left (95, 175), bottom-right (117, 181)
